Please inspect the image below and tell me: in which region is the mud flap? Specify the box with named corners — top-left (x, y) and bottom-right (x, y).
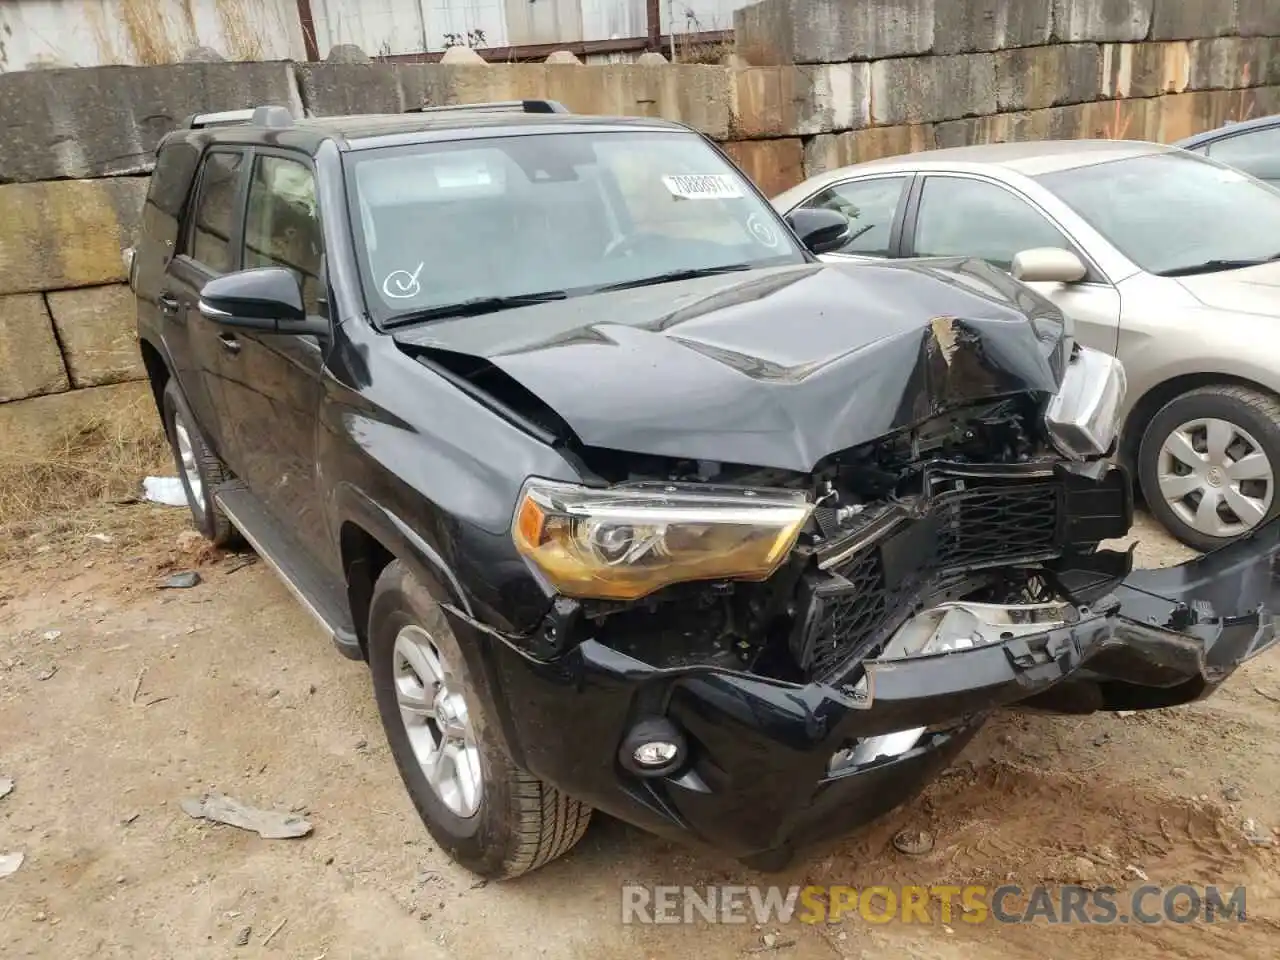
top-left (860, 516), bottom-right (1280, 721)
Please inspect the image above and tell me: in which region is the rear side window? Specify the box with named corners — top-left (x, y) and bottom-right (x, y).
top-left (243, 155), bottom-right (325, 316)
top-left (799, 177), bottom-right (910, 257)
top-left (1207, 127), bottom-right (1280, 183)
top-left (186, 151), bottom-right (244, 273)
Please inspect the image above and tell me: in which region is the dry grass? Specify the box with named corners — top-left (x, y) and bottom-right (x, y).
top-left (0, 404), bottom-right (171, 546)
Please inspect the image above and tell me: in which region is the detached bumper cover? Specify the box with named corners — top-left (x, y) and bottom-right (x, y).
top-left (465, 517), bottom-right (1280, 866)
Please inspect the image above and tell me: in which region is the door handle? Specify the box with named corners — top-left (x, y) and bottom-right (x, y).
top-left (218, 333), bottom-right (242, 355)
top-left (158, 294), bottom-right (180, 315)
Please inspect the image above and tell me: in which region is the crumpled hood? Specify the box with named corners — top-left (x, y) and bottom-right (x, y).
top-left (393, 258), bottom-right (1065, 472)
top-left (1176, 260), bottom-right (1280, 317)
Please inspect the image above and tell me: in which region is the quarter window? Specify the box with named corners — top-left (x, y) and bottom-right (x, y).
top-left (913, 176), bottom-right (1071, 270)
top-left (800, 177), bottom-right (909, 257)
top-left (243, 156), bottom-right (326, 317)
top-left (187, 151), bottom-right (243, 273)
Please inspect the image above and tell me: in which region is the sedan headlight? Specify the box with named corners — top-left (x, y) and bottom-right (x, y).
top-left (512, 480), bottom-right (814, 601)
top-left (1044, 346), bottom-right (1127, 460)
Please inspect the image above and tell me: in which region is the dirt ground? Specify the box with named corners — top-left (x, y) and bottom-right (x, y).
top-left (2, 505), bottom-right (1279, 959)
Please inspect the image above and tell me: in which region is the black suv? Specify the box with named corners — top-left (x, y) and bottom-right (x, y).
top-left (132, 101), bottom-right (1280, 879)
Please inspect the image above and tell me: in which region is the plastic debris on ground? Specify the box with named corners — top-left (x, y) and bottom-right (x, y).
top-left (143, 476), bottom-right (188, 507)
top-left (0, 852), bottom-right (24, 879)
top-left (180, 793), bottom-right (313, 839)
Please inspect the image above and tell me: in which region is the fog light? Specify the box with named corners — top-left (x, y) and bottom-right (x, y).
top-left (619, 717), bottom-right (687, 777)
top-left (634, 741), bottom-right (679, 767)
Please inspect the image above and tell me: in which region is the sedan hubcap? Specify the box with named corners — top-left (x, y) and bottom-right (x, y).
top-left (173, 412), bottom-right (204, 508)
top-left (1157, 417), bottom-right (1274, 538)
top-left (392, 625), bottom-right (482, 818)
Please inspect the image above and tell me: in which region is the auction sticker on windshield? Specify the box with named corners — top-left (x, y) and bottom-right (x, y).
top-left (663, 174), bottom-right (744, 200)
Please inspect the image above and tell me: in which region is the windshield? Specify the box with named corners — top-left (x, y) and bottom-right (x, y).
top-left (344, 130), bottom-right (806, 325)
top-left (1036, 151), bottom-right (1280, 276)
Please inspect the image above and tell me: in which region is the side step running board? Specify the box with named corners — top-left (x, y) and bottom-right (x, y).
top-left (214, 482), bottom-right (364, 660)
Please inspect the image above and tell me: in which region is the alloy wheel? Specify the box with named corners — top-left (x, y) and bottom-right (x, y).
top-left (1157, 417), bottom-right (1274, 539)
top-left (392, 624), bottom-right (483, 818)
top-left (172, 411), bottom-right (205, 509)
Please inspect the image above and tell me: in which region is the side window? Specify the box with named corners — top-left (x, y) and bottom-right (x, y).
top-left (243, 156), bottom-right (325, 317)
top-left (186, 151), bottom-right (244, 273)
top-left (1207, 128), bottom-right (1280, 183)
top-left (913, 176), bottom-right (1071, 270)
top-left (801, 177), bottom-right (909, 257)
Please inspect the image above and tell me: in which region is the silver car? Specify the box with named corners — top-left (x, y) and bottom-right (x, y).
top-left (773, 140), bottom-right (1280, 552)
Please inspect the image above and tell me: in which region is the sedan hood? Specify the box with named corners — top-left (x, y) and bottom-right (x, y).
top-left (393, 259), bottom-right (1064, 472)
top-left (1176, 260), bottom-right (1280, 317)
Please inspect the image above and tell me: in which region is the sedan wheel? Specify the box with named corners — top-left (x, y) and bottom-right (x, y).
top-left (1157, 418), bottom-right (1273, 539)
top-left (1139, 386), bottom-right (1280, 552)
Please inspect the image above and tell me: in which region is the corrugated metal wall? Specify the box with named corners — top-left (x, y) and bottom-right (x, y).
top-left (312, 0), bottom-right (743, 55)
top-left (0, 0), bottom-right (745, 70)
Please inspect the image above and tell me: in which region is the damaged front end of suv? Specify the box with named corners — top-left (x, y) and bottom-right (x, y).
top-left (395, 257), bottom-right (1280, 869)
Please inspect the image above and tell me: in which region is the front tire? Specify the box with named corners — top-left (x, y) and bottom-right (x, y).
top-left (368, 561), bottom-right (591, 879)
top-left (1138, 385), bottom-right (1280, 552)
top-left (160, 380), bottom-right (236, 547)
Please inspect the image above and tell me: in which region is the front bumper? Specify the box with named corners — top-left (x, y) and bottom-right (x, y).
top-left (462, 516), bottom-right (1280, 869)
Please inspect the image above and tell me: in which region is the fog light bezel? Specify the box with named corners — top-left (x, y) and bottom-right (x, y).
top-left (618, 717), bottom-right (688, 778)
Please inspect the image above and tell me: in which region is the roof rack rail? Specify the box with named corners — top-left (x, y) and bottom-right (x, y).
top-left (182, 105), bottom-right (295, 130)
top-left (403, 99), bottom-right (571, 116)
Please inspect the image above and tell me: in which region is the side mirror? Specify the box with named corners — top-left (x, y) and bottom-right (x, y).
top-left (786, 208), bottom-right (851, 255)
top-left (1012, 248), bottom-right (1087, 284)
top-left (198, 267), bottom-right (326, 335)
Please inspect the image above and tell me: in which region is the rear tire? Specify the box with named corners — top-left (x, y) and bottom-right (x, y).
top-left (368, 560), bottom-right (591, 879)
top-left (160, 380), bottom-right (237, 547)
top-left (1138, 385), bottom-right (1280, 552)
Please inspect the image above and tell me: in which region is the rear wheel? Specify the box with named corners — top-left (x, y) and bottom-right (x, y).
top-left (160, 380), bottom-right (236, 547)
top-left (368, 561), bottom-right (591, 879)
top-left (1138, 385), bottom-right (1280, 552)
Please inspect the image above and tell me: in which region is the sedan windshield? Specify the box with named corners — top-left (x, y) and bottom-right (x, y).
top-left (1036, 152), bottom-right (1280, 276)
top-left (344, 130), bottom-right (806, 325)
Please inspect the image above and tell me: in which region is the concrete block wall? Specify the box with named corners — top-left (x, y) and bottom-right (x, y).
top-left (734, 0), bottom-right (1280, 176)
top-left (1, 0), bottom-right (1277, 461)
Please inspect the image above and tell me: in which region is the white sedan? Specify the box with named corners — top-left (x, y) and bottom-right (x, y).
top-left (774, 140), bottom-right (1280, 552)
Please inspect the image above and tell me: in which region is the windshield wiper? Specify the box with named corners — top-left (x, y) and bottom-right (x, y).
top-left (593, 263), bottom-right (754, 294)
top-left (1157, 253), bottom-right (1280, 277)
top-left (383, 291), bottom-right (569, 328)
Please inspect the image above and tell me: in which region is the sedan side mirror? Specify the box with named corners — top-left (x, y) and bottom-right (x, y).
top-left (1012, 248), bottom-right (1087, 284)
top-left (786, 208), bottom-right (852, 255)
top-left (199, 267), bottom-right (327, 335)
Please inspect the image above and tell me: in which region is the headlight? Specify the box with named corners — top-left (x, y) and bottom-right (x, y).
top-left (1044, 346), bottom-right (1127, 460)
top-left (512, 480), bottom-right (813, 601)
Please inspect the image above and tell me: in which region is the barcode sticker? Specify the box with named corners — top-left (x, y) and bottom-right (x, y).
top-left (662, 174), bottom-right (744, 200)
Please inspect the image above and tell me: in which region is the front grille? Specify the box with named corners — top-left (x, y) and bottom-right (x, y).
top-left (935, 483), bottom-right (1061, 570)
top-left (800, 481), bottom-right (1062, 680)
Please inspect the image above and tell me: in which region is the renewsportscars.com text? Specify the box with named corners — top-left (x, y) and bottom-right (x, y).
top-left (620, 884), bottom-right (1247, 926)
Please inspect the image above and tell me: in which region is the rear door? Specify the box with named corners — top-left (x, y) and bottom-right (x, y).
top-left (902, 173), bottom-right (1123, 356)
top-left (163, 147), bottom-right (249, 459)
top-left (787, 175), bottom-right (914, 263)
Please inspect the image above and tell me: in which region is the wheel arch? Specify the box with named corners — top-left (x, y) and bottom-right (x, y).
top-left (138, 336), bottom-right (172, 424)
top-left (335, 487), bottom-right (525, 765)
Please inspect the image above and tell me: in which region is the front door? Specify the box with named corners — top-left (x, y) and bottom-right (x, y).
top-left (905, 174), bottom-right (1123, 356)
top-left (212, 150), bottom-right (334, 569)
